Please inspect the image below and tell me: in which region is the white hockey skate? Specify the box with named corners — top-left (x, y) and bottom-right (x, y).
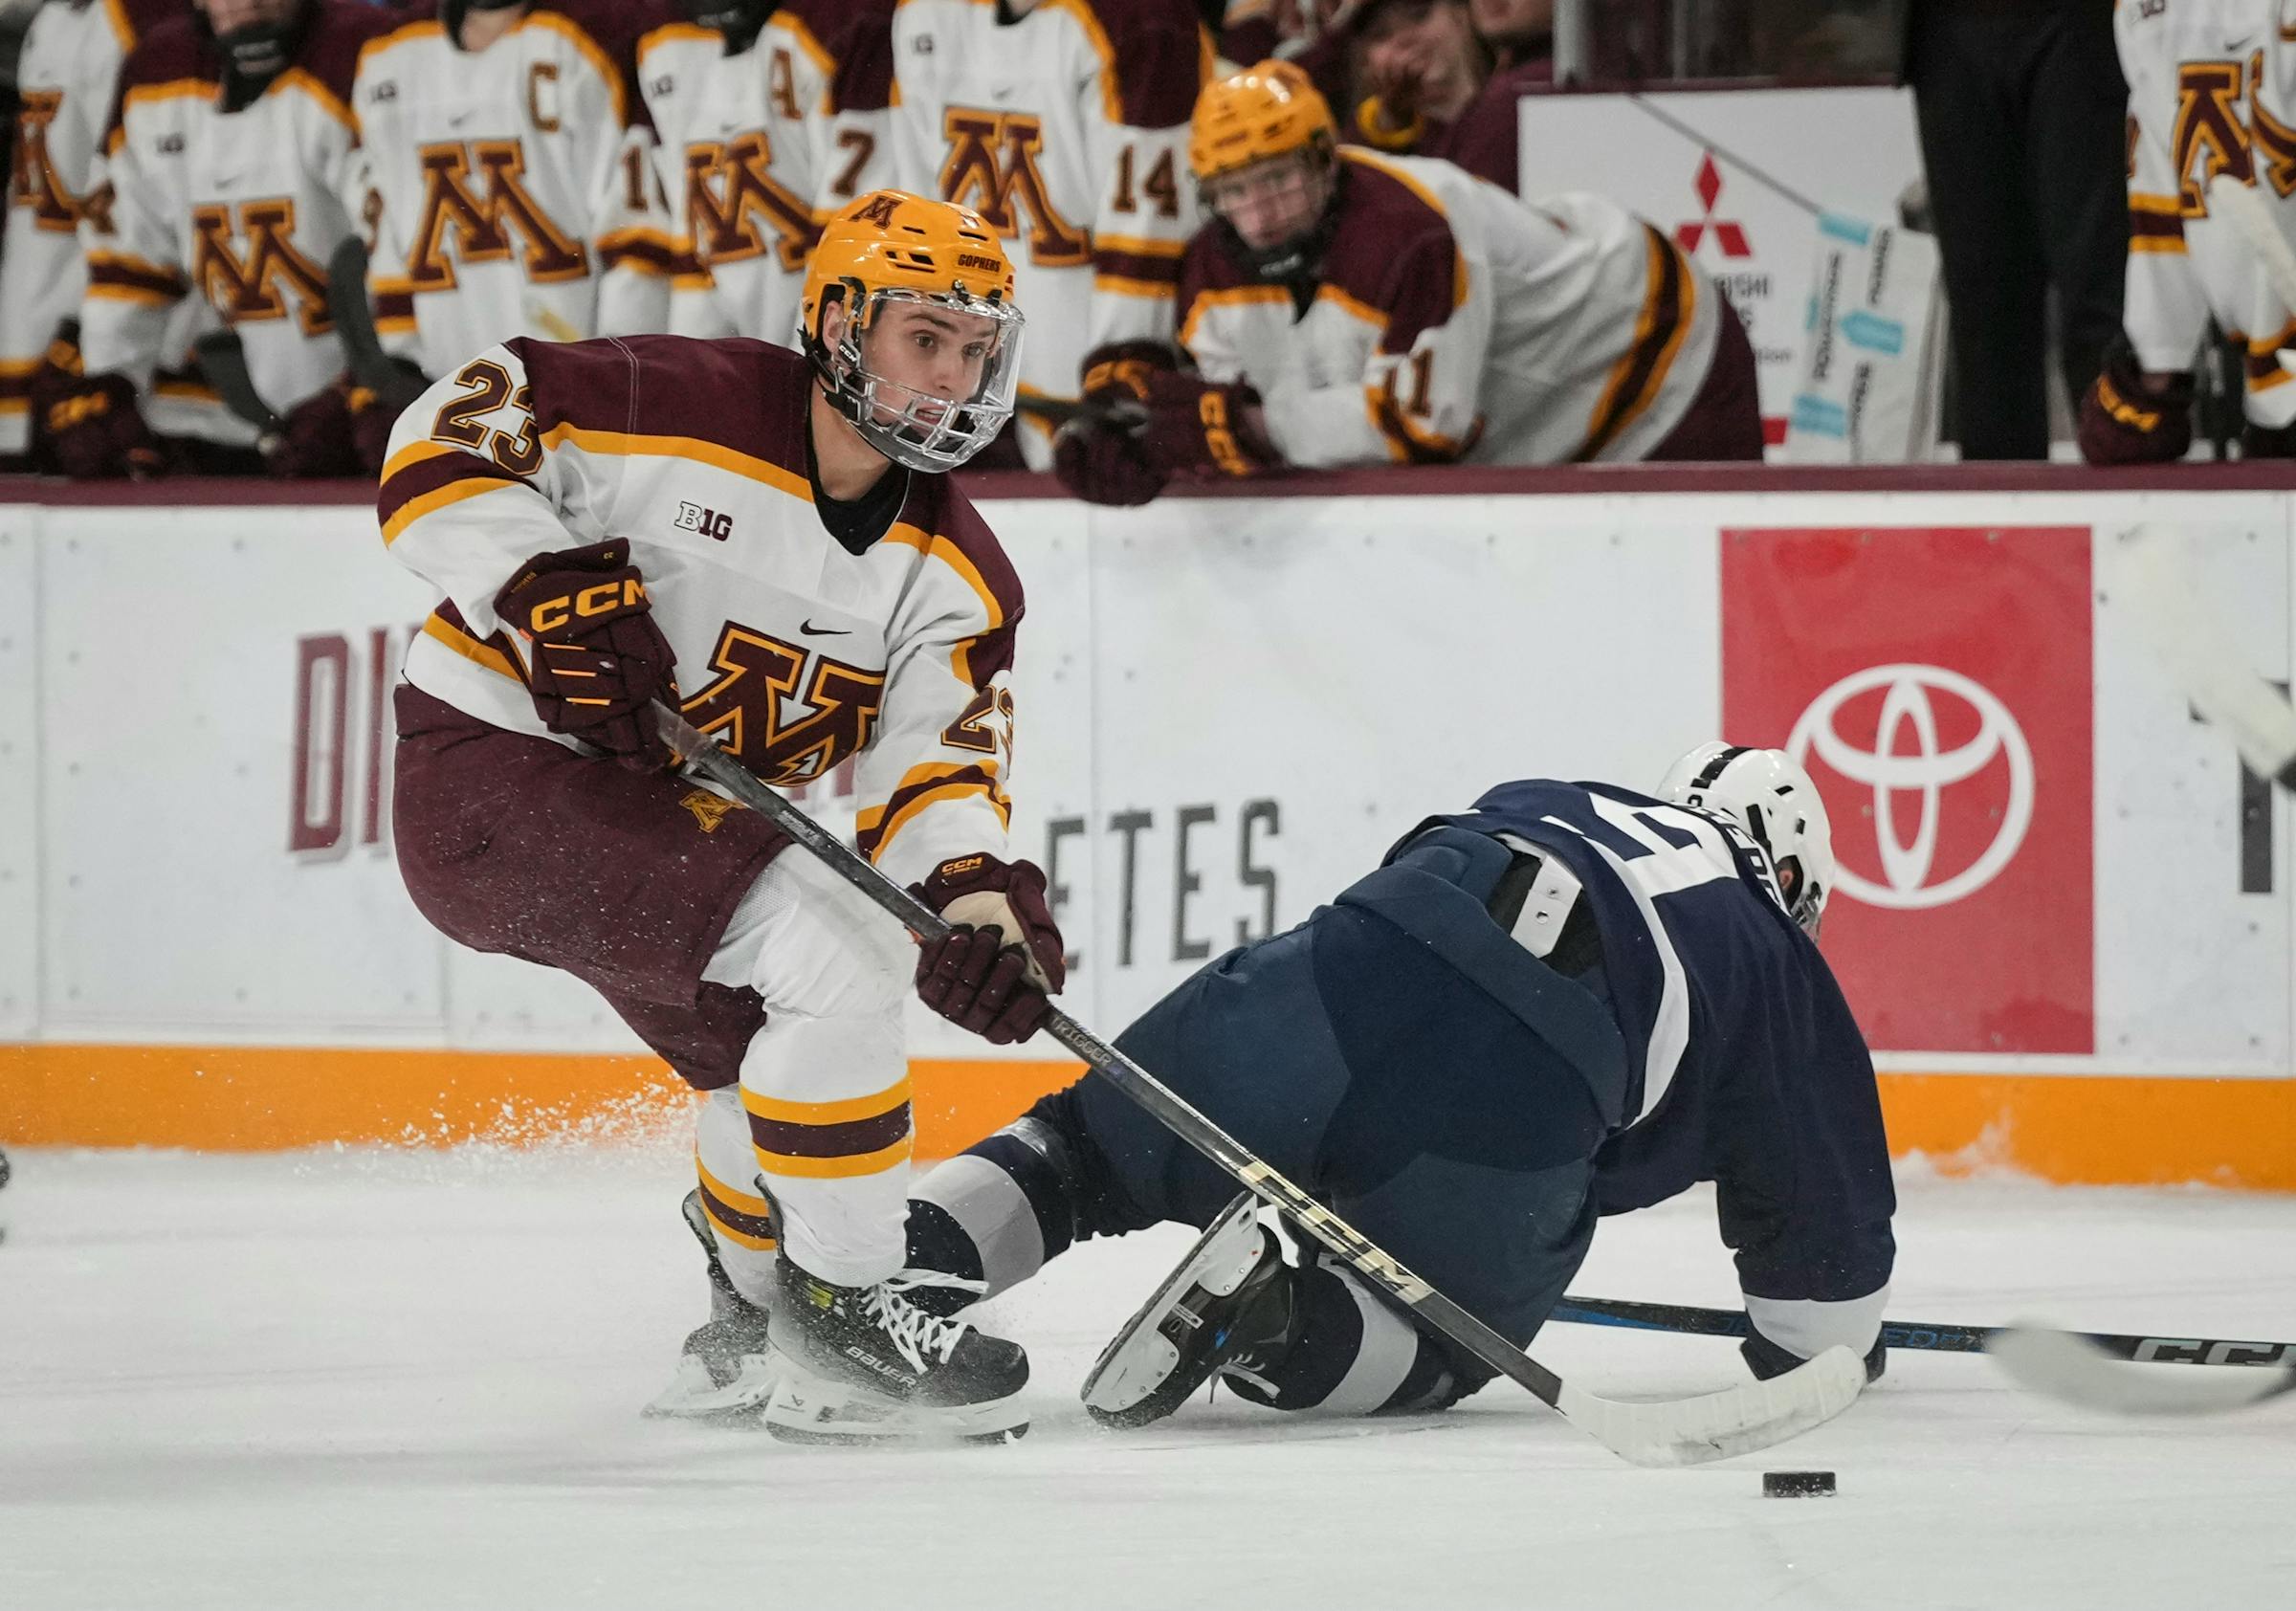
top-left (1083, 1193), bottom-right (1298, 1429)
top-left (762, 1261), bottom-right (1028, 1445)
top-left (643, 1191), bottom-right (780, 1423)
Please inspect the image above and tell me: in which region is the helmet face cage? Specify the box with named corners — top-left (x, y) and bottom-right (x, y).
top-left (1200, 141), bottom-right (1339, 282)
top-left (806, 282), bottom-right (1024, 474)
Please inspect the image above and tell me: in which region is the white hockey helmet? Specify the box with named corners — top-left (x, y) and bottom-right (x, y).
top-left (1659, 742), bottom-right (1835, 938)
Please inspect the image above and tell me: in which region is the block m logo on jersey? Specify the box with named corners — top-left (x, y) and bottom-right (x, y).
top-left (680, 625), bottom-right (887, 784)
top-left (938, 108), bottom-right (1088, 266)
top-left (407, 140), bottom-right (587, 290)
top-left (683, 134), bottom-right (815, 273)
top-left (9, 90), bottom-right (79, 232)
top-left (191, 201), bottom-right (333, 334)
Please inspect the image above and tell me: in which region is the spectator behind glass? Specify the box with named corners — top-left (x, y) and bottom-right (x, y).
top-left (1345, 0), bottom-right (1550, 194)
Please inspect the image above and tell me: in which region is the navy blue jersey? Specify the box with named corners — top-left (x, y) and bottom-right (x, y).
top-left (1410, 779), bottom-right (1896, 1326)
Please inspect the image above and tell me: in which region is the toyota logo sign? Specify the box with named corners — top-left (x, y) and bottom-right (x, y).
top-left (1787, 663), bottom-right (2035, 909)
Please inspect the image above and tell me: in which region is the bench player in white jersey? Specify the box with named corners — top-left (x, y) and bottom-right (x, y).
top-left (382, 190), bottom-right (1065, 1444)
top-left (892, 0), bottom-right (1211, 468)
top-left (1, 0), bottom-right (213, 468)
top-left (2078, 2), bottom-right (2296, 463)
top-left (1053, 60), bottom-right (1764, 505)
top-left (638, 0), bottom-right (896, 344)
top-left (52, 0), bottom-right (397, 478)
top-left (354, 0), bottom-right (676, 388)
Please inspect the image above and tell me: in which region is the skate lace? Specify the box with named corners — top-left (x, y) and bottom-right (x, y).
top-left (865, 1269), bottom-right (988, 1371)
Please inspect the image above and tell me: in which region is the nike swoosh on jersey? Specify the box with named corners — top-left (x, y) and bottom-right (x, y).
top-left (799, 620), bottom-right (850, 636)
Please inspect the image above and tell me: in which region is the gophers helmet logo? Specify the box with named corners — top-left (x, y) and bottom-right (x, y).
top-left (799, 189), bottom-right (1024, 474)
top-left (1786, 663), bottom-right (2035, 909)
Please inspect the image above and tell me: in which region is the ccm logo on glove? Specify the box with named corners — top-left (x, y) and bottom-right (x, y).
top-left (523, 576), bottom-right (650, 633)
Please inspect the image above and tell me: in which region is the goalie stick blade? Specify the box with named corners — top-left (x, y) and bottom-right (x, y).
top-left (2108, 523), bottom-right (2296, 785)
top-left (1989, 1325), bottom-right (2296, 1417)
top-left (1557, 1344), bottom-right (1867, 1468)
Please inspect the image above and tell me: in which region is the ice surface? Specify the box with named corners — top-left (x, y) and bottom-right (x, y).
top-left (3, 1147), bottom-right (2291, 1611)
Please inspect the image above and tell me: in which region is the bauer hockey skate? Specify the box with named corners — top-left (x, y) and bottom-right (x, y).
top-left (762, 1257), bottom-right (1028, 1444)
top-left (1082, 1193), bottom-right (1303, 1429)
top-left (643, 1191), bottom-right (781, 1422)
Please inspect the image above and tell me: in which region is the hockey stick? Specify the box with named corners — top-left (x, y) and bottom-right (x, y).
top-left (1551, 1293), bottom-right (2296, 1365)
top-left (2207, 174), bottom-right (2296, 365)
top-left (2108, 521), bottom-right (2296, 785)
top-left (651, 702), bottom-right (1866, 1467)
top-left (325, 238), bottom-right (429, 415)
top-left (1988, 1325), bottom-right (2296, 1416)
top-left (190, 329), bottom-right (282, 456)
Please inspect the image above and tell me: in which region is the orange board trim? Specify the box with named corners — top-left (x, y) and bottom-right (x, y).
top-left (1, 1046), bottom-right (2291, 1189)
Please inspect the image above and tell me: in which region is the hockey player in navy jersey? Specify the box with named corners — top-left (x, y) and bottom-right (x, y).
top-left (904, 743), bottom-right (1896, 1425)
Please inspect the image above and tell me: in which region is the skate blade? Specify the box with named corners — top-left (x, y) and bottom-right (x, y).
top-left (1083, 1192), bottom-right (1265, 1427)
top-left (642, 1353), bottom-right (780, 1422)
top-left (762, 1364), bottom-right (1029, 1446)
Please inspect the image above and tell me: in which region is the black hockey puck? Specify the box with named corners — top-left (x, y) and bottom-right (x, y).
top-left (1761, 1470), bottom-right (1836, 1498)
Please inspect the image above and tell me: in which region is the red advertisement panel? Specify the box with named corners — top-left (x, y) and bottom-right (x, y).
top-left (1722, 527), bottom-right (2093, 1053)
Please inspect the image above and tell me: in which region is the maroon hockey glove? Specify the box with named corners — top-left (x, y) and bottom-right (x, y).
top-left (495, 540), bottom-right (680, 771)
top-left (911, 854), bottom-right (1067, 1045)
top-left (1136, 371), bottom-right (1281, 479)
top-left (2242, 416), bottom-right (2296, 459)
top-left (266, 379), bottom-right (364, 479)
top-left (40, 369), bottom-right (167, 480)
top-left (1052, 415), bottom-right (1168, 505)
top-left (1078, 338), bottom-right (1183, 406)
top-left (2076, 340), bottom-right (2193, 466)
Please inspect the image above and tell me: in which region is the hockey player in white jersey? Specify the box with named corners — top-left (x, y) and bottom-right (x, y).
top-left (1, 0), bottom-right (193, 466)
top-left (892, 0), bottom-right (1211, 467)
top-left (355, 0), bottom-right (676, 386)
top-left (382, 190), bottom-right (1062, 1444)
top-left (1053, 59), bottom-right (1765, 505)
top-left (2078, 1), bottom-right (2296, 463)
top-left (52, 0), bottom-right (397, 478)
top-left (639, 0), bottom-right (896, 344)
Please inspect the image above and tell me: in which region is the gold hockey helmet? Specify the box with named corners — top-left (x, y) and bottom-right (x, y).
top-left (800, 190), bottom-right (1024, 474)
top-left (1188, 59), bottom-right (1338, 185)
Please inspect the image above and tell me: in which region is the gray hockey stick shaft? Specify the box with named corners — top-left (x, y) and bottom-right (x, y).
top-left (325, 237), bottom-right (428, 413)
top-left (651, 702), bottom-right (1865, 1466)
top-left (1553, 1292), bottom-right (2296, 1365)
top-left (190, 329), bottom-right (281, 455)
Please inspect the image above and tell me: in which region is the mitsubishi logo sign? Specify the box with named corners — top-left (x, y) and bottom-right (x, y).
top-left (1673, 153), bottom-right (1752, 259)
top-left (1787, 663), bottom-right (2036, 909)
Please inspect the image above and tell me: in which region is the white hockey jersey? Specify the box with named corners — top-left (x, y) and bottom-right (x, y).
top-left (355, 0), bottom-right (675, 383)
top-left (5, 0), bottom-right (134, 450)
top-left (378, 334), bottom-right (1026, 890)
top-left (77, 1), bottom-right (387, 420)
top-left (891, 0), bottom-right (1210, 466)
top-left (1178, 150), bottom-right (1720, 466)
top-left (2117, 0), bottom-right (2296, 426)
top-left (639, 0), bottom-right (896, 344)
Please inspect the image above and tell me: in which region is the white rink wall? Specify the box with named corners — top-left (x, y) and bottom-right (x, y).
top-left (4, 473), bottom-right (2293, 1183)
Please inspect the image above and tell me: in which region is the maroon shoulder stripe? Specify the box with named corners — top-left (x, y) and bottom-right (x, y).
top-left (1578, 226), bottom-right (1687, 463)
top-left (378, 446), bottom-right (528, 531)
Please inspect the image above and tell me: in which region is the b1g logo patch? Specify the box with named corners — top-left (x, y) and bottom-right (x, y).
top-left (675, 501), bottom-right (734, 541)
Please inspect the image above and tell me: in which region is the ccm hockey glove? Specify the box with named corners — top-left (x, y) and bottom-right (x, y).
top-left (495, 540), bottom-right (679, 771)
top-left (912, 853), bottom-right (1067, 1045)
top-left (2077, 338), bottom-right (2194, 465)
top-left (1134, 370), bottom-right (1280, 479)
top-left (40, 368), bottom-right (167, 480)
